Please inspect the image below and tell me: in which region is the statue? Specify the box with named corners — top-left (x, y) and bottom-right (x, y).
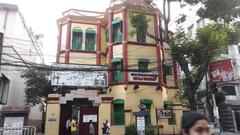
top-left (138, 99), bottom-right (146, 111)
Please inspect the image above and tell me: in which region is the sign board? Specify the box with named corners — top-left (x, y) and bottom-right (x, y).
top-left (128, 72), bottom-right (158, 83)
top-left (51, 64), bottom-right (108, 87)
top-left (3, 117), bottom-right (24, 135)
top-left (83, 115), bottom-right (97, 123)
top-left (156, 109), bottom-right (173, 119)
top-left (209, 59), bottom-right (234, 83)
top-left (136, 116), bottom-right (145, 135)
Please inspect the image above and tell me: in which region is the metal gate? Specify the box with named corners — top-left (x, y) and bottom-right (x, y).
top-left (0, 126), bottom-right (36, 135)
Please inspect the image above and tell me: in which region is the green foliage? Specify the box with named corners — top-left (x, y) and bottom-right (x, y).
top-left (175, 0), bottom-right (240, 23)
top-left (21, 68), bottom-right (54, 106)
top-left (129, 10), bottom-right (149, 43)
top-left (125, 124), bottom-right (137, 135)
top-left (196, 90), bottom-right (207, 101)
top-left (125, 124), bottom-right (155, 135)
top-left (215, 90), bottom-right (226, 106)
top-left (171, 24), bottom-right (233, 110)
top-left (145, 125), bottom-right (155, 135)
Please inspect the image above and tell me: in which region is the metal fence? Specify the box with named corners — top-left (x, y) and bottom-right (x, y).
top-left (0, 126), bottom-right (36, 135)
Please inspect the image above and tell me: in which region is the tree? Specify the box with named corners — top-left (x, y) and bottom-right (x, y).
top-left (175, 0), bottom-right (240, 23)
top-left (170, 25), bottom-right (233, 110)
top-left (21, 68), bottom-right (54, 106)
top-left (129, 3), bottom-right (240, 110)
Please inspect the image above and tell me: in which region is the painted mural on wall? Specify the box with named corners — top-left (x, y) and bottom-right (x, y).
top-left (51, 64), bottom-right (108, 87)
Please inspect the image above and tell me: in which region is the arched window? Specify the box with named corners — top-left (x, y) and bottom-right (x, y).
top-left (72, 27), bottom-right (83, 50)
top-left (85, 28), bottom-right (96, 51)
top-left (112, 18), bottom-right (122, 42)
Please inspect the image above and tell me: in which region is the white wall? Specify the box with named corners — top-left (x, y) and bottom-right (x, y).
top-left (0, 5), bottom-right (44, 121)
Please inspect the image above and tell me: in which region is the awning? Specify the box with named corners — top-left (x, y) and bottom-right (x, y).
top-left (164, 100), bottom-right (172, 105)
top-left (72, 28), bottom-right (83, 33)
top-left (86, 29), bottom-right (96, 34)
top-left (112, 19), bottom-right (122, 25)
top-left (111, 58), bottom-right (122, 63)
top-left (142, 99), bottom-right (153, 105)
top-left (112, 99), bottom-right (124, 104)
top-left (138, 58), bottom-right (150, 63)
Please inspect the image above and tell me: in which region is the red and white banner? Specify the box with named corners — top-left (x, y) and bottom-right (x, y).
top-left (209, 59), bottom-right (234, 83)
top-left (128, 72), bottom-right (158, 83)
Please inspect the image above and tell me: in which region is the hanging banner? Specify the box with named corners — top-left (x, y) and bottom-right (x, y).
top-left (128, 72), bottom-right (158, 83)
top-left (51, 64), bottom-right (108, 87)
top-left (209, 59), bottom-right (234, 83)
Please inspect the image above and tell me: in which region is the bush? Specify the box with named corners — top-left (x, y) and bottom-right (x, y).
top-left (125, 124), bottom-right (155, 135)
top-left (125, 124), bottom-right (137, 135)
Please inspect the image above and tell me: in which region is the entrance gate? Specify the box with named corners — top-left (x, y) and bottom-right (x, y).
top-left (79, 106), bottom-right (99, 135)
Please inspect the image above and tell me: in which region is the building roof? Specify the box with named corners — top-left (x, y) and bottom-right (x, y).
top-left (0, 3), bottom-right (18, 11)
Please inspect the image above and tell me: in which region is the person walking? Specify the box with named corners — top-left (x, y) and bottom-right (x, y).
top-left (66, 118), bottom-right (71, 135)
top-left (181, 111), bottom-right (210, 135)
top-left (71, 116), bottom-right (78, 135)
top-left (89, 120), bottom-right (95, 135)
top-left (105, 120), bottom-right (110, 135)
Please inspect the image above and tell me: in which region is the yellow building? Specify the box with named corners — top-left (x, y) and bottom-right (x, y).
top-left (45, 0), bottom-right (183, 135)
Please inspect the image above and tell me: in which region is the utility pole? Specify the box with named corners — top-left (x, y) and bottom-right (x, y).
top-left (0, 33), bottom-right (3, 71)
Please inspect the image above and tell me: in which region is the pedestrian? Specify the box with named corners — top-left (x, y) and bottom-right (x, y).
top-left (181, 111), bottom-right (210, 135)
top-left (66, 118), bottom-right (71, 135)
top-left (105, 120), bottom-right (110, 135)
top-left (71, 116), bottom-right (78, 135)
top-left (89, 120), bottom-right (95, 135)
top-left (102, 122), bottom-right (107, 135)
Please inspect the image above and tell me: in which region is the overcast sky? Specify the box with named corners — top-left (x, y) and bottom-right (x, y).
top-left (0, 0), bottom-right (181, 64)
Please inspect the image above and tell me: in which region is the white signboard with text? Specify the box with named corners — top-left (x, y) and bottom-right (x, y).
top-left (83, 115), bottom-right (97, 123)
top-left (3, 117), bottom-right (24, 135)
top-left (128, 72), bottom-right (158, 83)
top-left (51, 64), bottom-right (108, 87)
top-left (137, 116), bottom-right (145, 132)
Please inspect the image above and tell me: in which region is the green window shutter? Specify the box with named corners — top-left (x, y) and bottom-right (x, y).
top-left (112, 20), bottom-right (122, 42)
top-left (164, 100), bottom-right (172, 109)
top-left (138, 58), bottom-right (149, 71)
top-left (85, 30), bottom-right (96, 51)
top-left (112, 58), bottom-right (123, 83)
top-left (112, 99), bottom-right (125, 125)
top-left (164, 65), bottom-right (173, 76)
top-left (142, 99), bottom-right (152, 125)
top-left (112, 99), bottom-right (124, 104)
top-left (105, 28), bottom-right (109, 43)
top-left (72, 31), bottom-right (83, 50)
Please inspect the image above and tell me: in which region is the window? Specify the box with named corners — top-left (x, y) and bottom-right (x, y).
top-left (112, 58), bottom-right (123, 83)
top-left (105, 28), bottom-right (109, 43)
top-left (85, 29), bottom-right (96, 51)
top-left (72, 27), bottom-right (83, 49)
top-left (222, 86), bottom-right (236, 96)
top-left (164, 64), bottom-right (173, 76)
top-left (142, 99), bottom-right (152, 125)
top-left (112, 19), bottom-right (122, 42)
top-left (238, 46), bottom-right (240, 54)
top-left (222, 46), bottom-right (229, 54)
top-left (138, 59), bottom-right (150, 71)
top-left (112, 99), bottom-right (125, 125)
